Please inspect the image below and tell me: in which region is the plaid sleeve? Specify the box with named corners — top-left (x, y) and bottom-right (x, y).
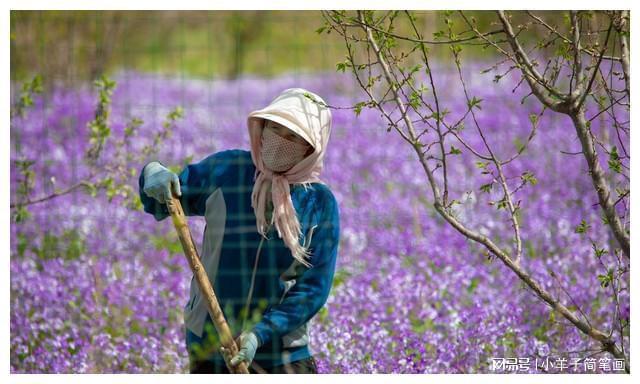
top-left (252, 187), bottom-right (340, 346)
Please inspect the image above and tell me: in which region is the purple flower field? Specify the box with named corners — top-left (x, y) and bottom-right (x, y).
top-left (10, 67), bottom-right (629, 373)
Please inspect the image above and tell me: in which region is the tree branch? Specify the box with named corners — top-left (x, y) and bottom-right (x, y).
top-left (570, 112), bottom-right (630, 259)
top-left (10, 180), bottom-right (94, 208)
top-left (496, 11), bottom-right (569, 112)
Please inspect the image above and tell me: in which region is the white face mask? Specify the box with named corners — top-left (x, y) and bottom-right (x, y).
top-left (261, 125), bottom-right (310, 172)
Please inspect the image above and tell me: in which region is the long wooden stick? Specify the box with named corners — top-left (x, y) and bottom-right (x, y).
top-left (166, 195), bottom-right (250, 374)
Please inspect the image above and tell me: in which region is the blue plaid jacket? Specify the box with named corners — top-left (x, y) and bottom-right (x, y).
top-left (139, 149), bottom-right (340, 369)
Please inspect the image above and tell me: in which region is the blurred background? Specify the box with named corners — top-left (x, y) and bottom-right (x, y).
top-left (11, 10), bottom-right (568, 84)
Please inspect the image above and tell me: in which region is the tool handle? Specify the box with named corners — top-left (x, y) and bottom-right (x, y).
top-left (166, 195), bottom-right (250, 374)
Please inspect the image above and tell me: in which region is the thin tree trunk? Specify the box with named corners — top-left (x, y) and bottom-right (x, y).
top-left (570, 110), bottom-right (630, 259)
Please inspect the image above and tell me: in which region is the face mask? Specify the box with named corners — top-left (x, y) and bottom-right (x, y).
top-left (261, 125), bottom-right (310, 172)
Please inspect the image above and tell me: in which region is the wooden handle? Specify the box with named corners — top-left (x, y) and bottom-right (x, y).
top-left (166, 195), bottom-right (250, 374)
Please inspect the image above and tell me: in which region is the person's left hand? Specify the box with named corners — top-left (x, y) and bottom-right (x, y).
top-left (220, 331), bottom-right (259, 368)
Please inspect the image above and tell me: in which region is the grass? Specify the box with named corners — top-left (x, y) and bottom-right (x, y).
top-left (10, 10), bottom-right (545, 84)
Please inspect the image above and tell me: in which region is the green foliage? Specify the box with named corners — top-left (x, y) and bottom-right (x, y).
top-left (495, 197), bottom-right (508, 211)
top-left (479, 182), bottom-right (493, 193)
top-left (524, 239), bottom-right (536, 259)
top-left (124, 117), bottom-right (143, 138)
top-left (336, 60), bottom-right (350, 73)
top-left (608, 146), bottom-right (622, 173)
top-left (353, 101), bottom-right (367, 117)
top-left (501, 328), bottom-right (518, 354)
top-left (520, 171), bottom-right (538, 186)
top-left (71, 104), bottom-right (180, 212)
top-left (408, 91), bottom-right (422, 110)
top-left (597, 269), bottom-right (614, 288)
top-left (29, 229), bottom-right (86, 262)
top-left (332, 269), bottom-right (352, 288)
top-left (142, 106), bottom-right (184, 157)
top-left (12, 75), bottom-right (43, 118)
top-left (12, 205), bottom-right (31, 223)
top-left (592, 242), bottom-right (608, 259)
top-left (11, 159), bottom-right (36, 223)
top-left (165, 106), bottom-right (184, 126)
top-left (467, 96), bottom-right (482, 109)
top-left (574, 219), bottom-right (590, 234)
top-left (11, 76), bottom-right (43, 222)
top-left (409, 312), bottom-right (435, 335)
top-left (532, 323), bottom-right (549, 342)
top-left (12, 11), bottom-right (580, 85)
top-left (475, 161), bottom-right (491, 176)
top-left (150, 233), bottom-right (183, 255)
top-left (317, 306), bottom-right (329, 323)
top-left (86, 75), bottom-right (116, 165)
top-left (467, 277), bottom-right (480, 294)
top-left (513, 136), bottom-right (526, 153)
top-left (16, 233), bottom-right (29, 257)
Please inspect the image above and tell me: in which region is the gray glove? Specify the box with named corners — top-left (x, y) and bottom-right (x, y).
top-left (142, 161), bottom-right (181, 203)
top-left (220, 331), bottom-right (259, 368)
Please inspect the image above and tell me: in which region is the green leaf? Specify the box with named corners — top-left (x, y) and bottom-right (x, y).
top-left (86, 183), bottom-right (98, 197)
top-left (409, 91), bottom-right (421, 110)
top-left (449, 145), bottom-right (461, 155)
top-left (608, 146), bottom-right (622, 173)
top-left (409, 64), bottom-right (422, 74)
top-left (467, 96), bottom-right (483, 110)
top-left (353, 101), bottom-right (367, 117)
top-left (467, 277), bottom-right (479, 294)
top-left (332, 269), bottom-right (352, 288)
top-left (167, 106), bottom-right (184, 121)
top-left (592, 243), bottom-right (608, 258)
top-left (521, 171), bottom-right (538, 186)
top-left (479, 182), bottom-right (493, 193)
top-left (475, 161), bottom-right (489, 170)
top-left (597, 269), bottom-right (613, 288)
top-left (12, 205), bottom-right (31, 223)
top-left (336, 61), bottom-right (349, 73)
top-left (28, 74), bottom-right (43, 94)
top-left (575, 219), bottom-right (590, 234)
top-left (433, 30), bottom-right (446, 39)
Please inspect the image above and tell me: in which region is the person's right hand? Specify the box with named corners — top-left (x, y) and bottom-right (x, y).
top-left (142, 162), bottom-right (182, 203)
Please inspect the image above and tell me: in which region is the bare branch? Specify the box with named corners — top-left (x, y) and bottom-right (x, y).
top-left (495, 11), bottom-right (569, 112)
top-left (10, 180), bottom-right (94, 208)
top-left (611, 10), bottom-right (630, 97)
top-left (576, 22), bottom-right (613, 110)
top-left (526, 11), bottom-right (622, 62)
top-left (570, 11), bottom-right (585, 96)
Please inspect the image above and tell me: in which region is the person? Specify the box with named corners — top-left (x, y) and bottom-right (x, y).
top-left (138, 88), bottom-right (340, 374)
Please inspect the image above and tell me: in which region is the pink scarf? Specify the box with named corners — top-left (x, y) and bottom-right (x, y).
top-left (247, 88), bottom-right (332, 267)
